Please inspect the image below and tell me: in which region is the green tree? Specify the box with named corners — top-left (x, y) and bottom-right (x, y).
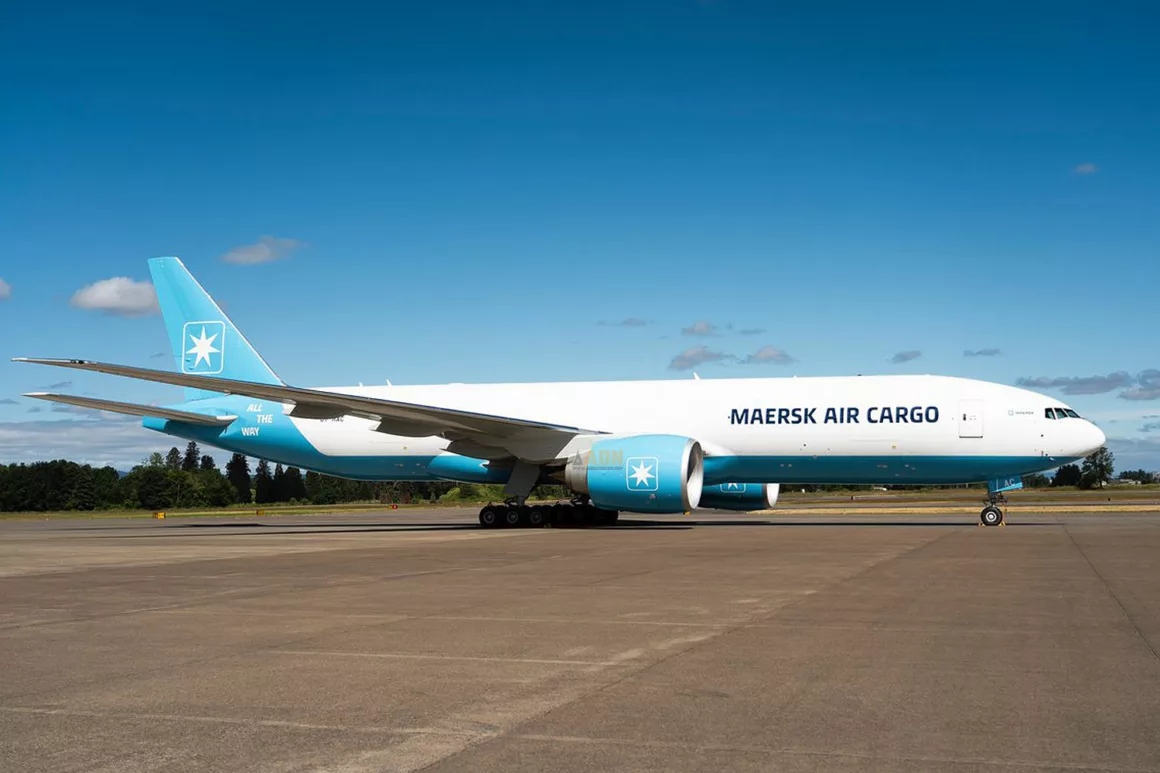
top-left (284, 466), bottom-right (307, 501)
top-left (273, 463), bottom-right (286, 502)
top-left (199, 454), bottom-right (217, 472)
top-left (1053, 464), bottom-right (1082, 487)
top-left (254, 459), bottom-right (275, 504)
top-left (226, 453), bottom-right (252, 504)
top-left (1021, 473), bottom-right (1050, 488)
top-left (304, 470), bottom-right (325, 503)
top-left (69, 465), bottom-right (97, 511)
top-left (93, 466), bottom-right (123, 508)
top-left (135, 466), bottom-right (172, 510)
top-left (197, 469), bottom-right (237, 506)
top-left (165, 447), bottom-right (182, 471)
top-left (182, 441), bottom-right (200, 472)
top-left (1081, 446), bottom-right (1115, 489)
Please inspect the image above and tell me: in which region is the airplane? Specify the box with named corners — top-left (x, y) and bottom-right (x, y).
top-left (15, 257), bottom-right (1105, 528)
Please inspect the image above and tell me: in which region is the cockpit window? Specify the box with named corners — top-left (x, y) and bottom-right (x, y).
top-left (1055, 408), bottom-right (1068, 419)
top-left (1064, 409), bottom-right (1080, 419)
top-left (1045, 408), bottom-right (1057, 420)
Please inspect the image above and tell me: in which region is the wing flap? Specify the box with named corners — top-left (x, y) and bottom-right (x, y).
top-left (13, 358), bottom-right (598, 441)
top-left (24, 392), bottom-right (236, 427)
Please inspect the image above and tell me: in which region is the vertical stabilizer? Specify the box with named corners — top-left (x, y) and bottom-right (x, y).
top-left (148, 257), bottom-right (283, 400)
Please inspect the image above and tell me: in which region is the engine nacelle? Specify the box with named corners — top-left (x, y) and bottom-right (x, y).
top-left (699, 483), bottom-right (779, 511)
top-left (565, 434), bottom-right (703, 513)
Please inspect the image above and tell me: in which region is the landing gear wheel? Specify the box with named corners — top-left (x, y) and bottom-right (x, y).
top-left (576, 504), bottom-right (596, 527)
top-left (527, 505), bottom-right (547, 528)
top-left (503, 506), bottom-right (523, 528)
top-left (479, 506), bottom-right (499, 528)
top-left (980, 505), bottom-right (1004, 527)
top-left (555, 504), bottom-right (576, 527)
top-left (592, 507), bottom-right (618, 526)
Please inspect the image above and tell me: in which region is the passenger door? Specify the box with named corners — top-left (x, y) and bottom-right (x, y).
top-left (958, 400), bottom-right (984, 438)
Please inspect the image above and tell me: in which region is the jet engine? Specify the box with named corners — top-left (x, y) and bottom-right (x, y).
top-left (565, 434), bottom-right (703, 513)
top-left (698, 483), bottom-right (780, 511)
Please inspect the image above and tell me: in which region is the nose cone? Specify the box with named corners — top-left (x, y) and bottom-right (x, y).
top-left (1079, 421), bottom-right (1106, 456)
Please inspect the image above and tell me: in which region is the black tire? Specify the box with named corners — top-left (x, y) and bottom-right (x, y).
top-left (980, 505), bottom-right (1003, 527)
top-left (503, 506), bottom-right (523, 528)
top-left (479, 506), bottom-right (499, 528)
top-left (593, 507), bottom-right (618, 526)
top-left (527, 505), bottom-right (546, 528)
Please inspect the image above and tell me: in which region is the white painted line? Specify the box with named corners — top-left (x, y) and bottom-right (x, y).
top-left (270, 649), bottom-right (631, 667)
top-left (428, 615), bottom-right (730, 628)
top-left (0, 706), bottom-right (485, 738)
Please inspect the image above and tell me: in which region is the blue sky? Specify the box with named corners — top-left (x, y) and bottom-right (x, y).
top-left (1, 1), bottom-right (1158, 470)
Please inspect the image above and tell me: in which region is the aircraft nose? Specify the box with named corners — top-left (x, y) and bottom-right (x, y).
top-left (1081, 421), bottom-right (1106, 455)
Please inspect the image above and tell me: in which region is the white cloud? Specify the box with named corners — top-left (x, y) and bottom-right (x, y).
top-left (1105, 436), bottom-right (1160, 470)
top-left (1073, 162), bottom-right (1098, 175)
top-left (599, 318), bottom-right (650, 327)
top-left (70, 277), bottom-right (159, 316)
top-left (0, 415), bottom-right (168, 469)
top-left (669, 346), bottom-right (730, 370)
top-left (741, 346), bottom-right (795, 365)
top-left (0, 413), bottom-right (236, 470)
top-left (0, 278), bottom-right (10, 300)
top-left (221, 235), bottom-right (302, 265)
top-left (681, 320), bottom-right (720, 337)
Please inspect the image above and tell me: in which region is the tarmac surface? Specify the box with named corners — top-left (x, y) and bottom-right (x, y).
top-left (2, 508), bottom-right (1159, 772)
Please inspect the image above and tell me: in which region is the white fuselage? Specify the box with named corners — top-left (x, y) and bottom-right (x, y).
top-left (205, 373), bottom-right (1105, 485)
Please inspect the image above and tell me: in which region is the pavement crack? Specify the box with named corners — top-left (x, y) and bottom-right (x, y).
top-left (1062, 524), bottom-right (1160, 666)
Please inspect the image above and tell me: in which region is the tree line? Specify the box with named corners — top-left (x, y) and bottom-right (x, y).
top-left (0, 441), bottom-right (465, 512)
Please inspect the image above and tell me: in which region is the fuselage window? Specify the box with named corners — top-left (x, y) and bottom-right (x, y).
top-left (1045, 408), bottom-right (1057, 420)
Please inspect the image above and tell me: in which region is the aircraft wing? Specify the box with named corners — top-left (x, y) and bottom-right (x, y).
top-left (24, 392), bottom-right (237, 426)
top-left (13, 359), bottom-right (599, 444)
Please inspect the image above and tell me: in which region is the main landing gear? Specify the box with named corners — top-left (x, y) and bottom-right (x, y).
top-left (979, 494), bottom-right (1006, 527)
top-left (478, 499), bottom-right (620, 529)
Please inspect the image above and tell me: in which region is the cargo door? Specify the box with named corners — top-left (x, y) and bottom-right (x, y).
top-left (958, 399), bottom-right (984, 438)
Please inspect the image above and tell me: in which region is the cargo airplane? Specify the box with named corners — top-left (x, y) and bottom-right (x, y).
top-left (16, 258), bottom-right (1105, 527)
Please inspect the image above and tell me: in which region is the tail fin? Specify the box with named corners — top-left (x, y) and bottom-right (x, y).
top-left (149, 257), bottom-right (282, 400)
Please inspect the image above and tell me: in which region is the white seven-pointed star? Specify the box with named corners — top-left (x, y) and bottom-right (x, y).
top-left (186, 326), bottom-right (220, 368)
top-left (629, 461), bottom-right (655, 487)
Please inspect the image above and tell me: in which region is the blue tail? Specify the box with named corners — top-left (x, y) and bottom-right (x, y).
top-left (149, 257), bottom-right (283, 400)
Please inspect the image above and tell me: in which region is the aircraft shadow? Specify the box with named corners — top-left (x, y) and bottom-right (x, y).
top-left (60, 518), bottom-right (1053, 536)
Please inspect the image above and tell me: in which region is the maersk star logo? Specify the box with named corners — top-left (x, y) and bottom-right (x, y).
top-left (182, 321), bottom-right (225, 374)
top-left (625, 457), bottom-right (659, 492)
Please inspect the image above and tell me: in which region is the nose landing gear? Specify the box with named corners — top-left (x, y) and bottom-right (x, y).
top-left (979, 493), bottom-right (1006, 527)
top-left (979, 476), bottom-right (1022, 527)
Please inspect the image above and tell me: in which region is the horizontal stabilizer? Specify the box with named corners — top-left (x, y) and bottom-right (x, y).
top-left (23, 393), bottom-right (237, 427)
